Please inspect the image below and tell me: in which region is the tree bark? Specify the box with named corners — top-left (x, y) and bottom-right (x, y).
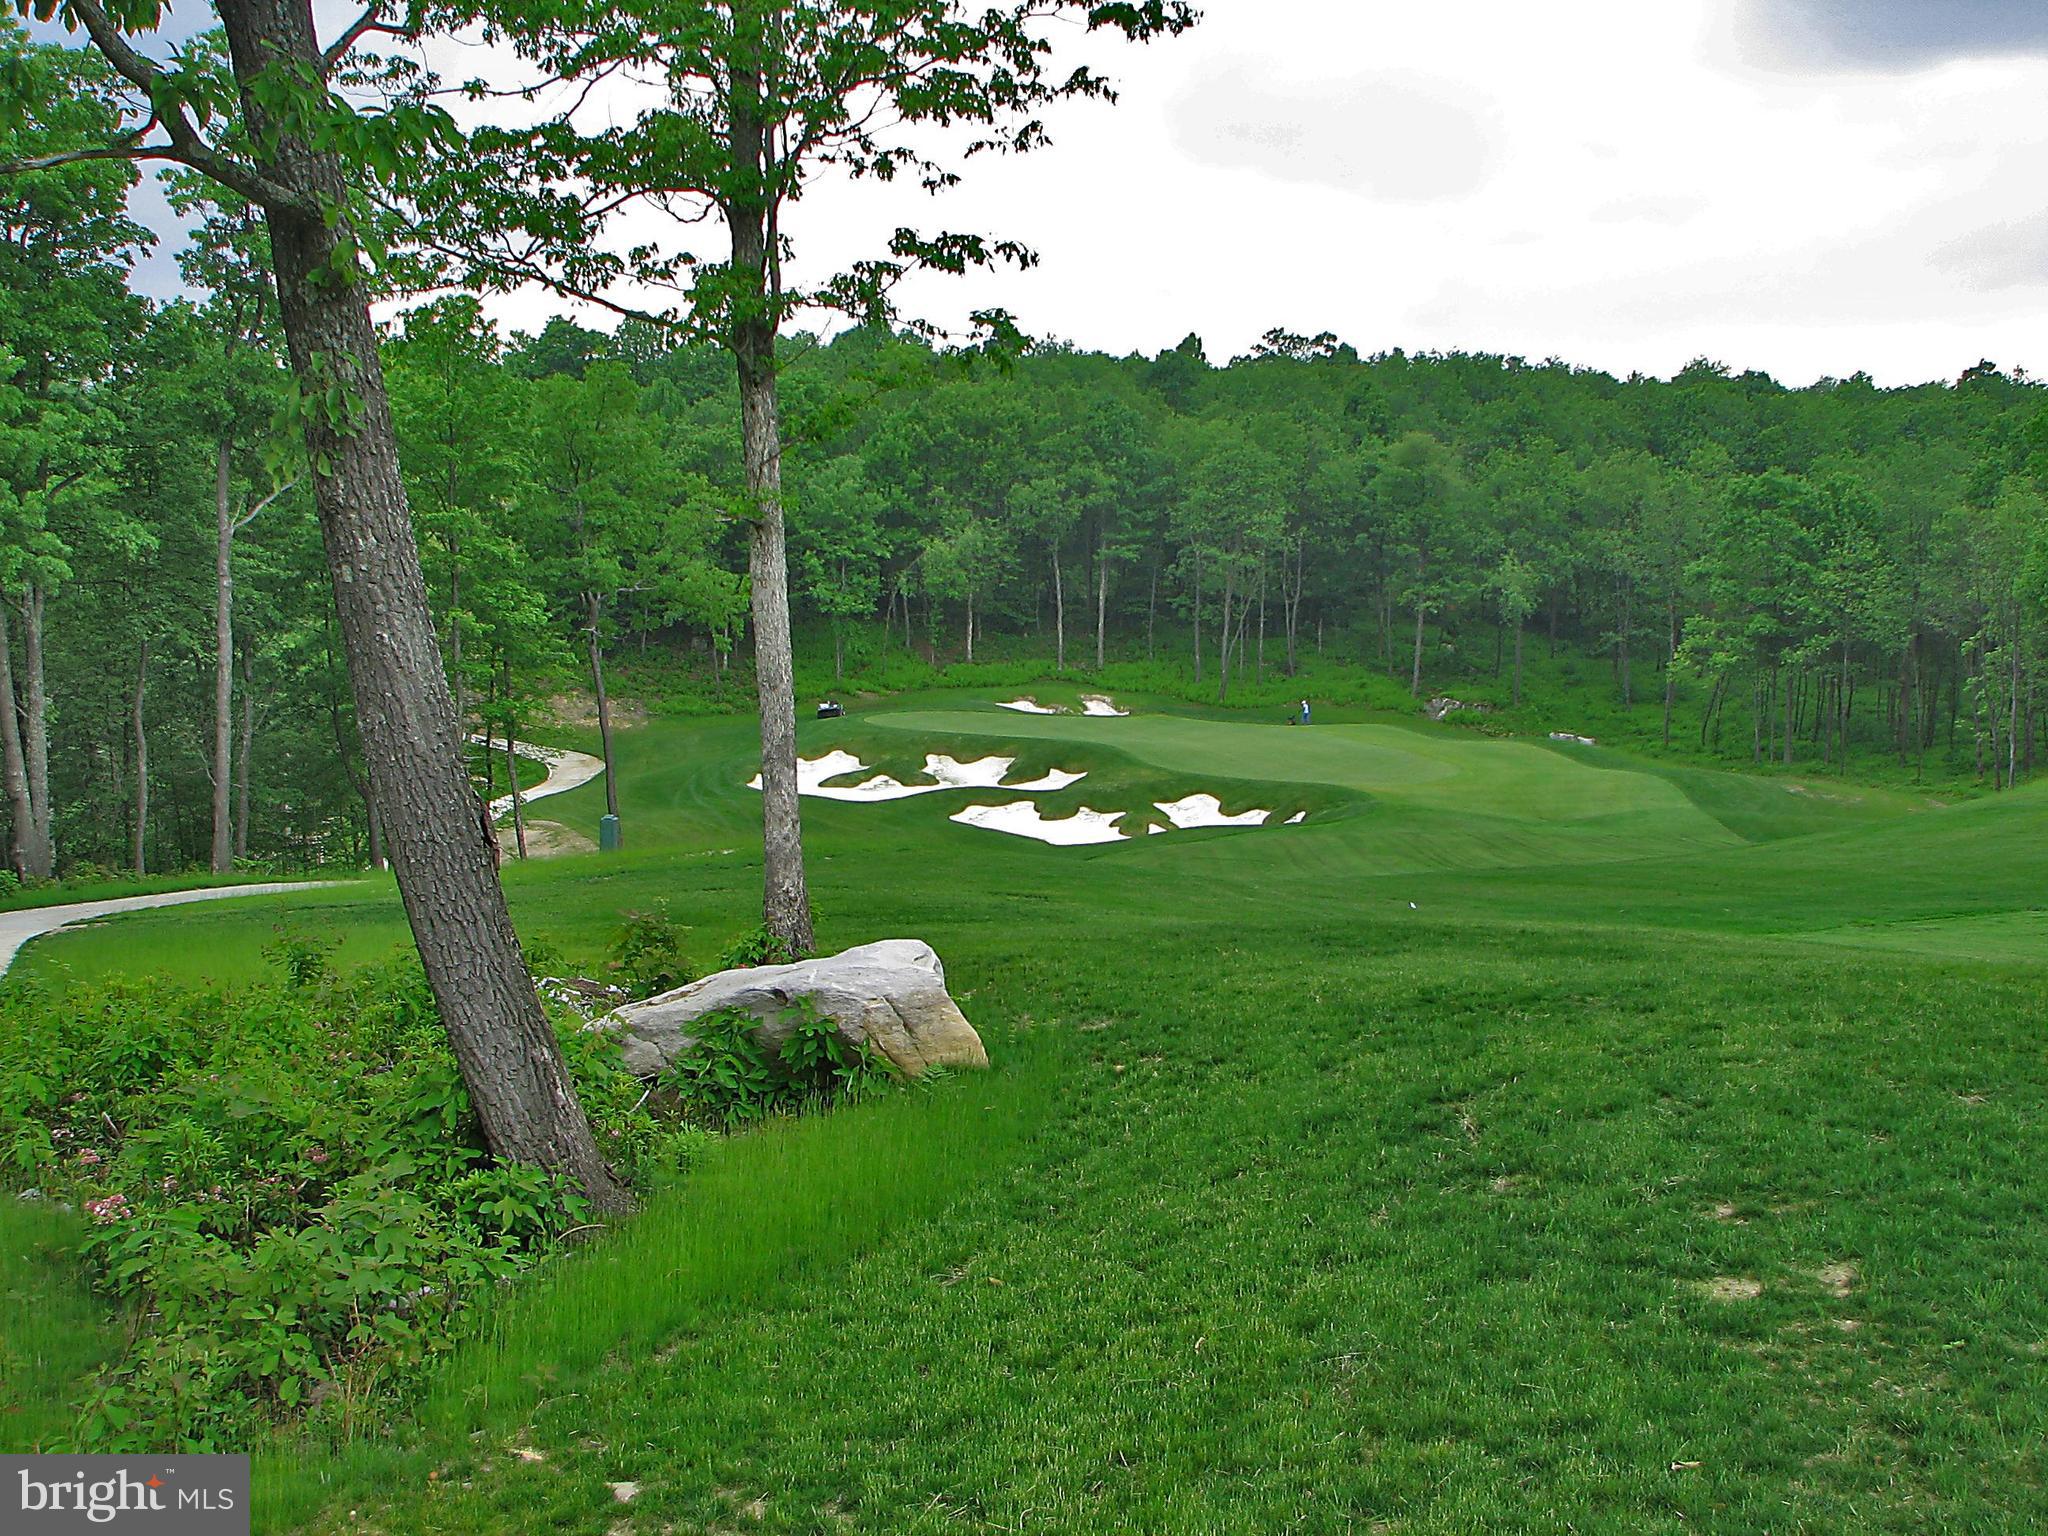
top-left (729, 281), bottom-right (812, 957)
top-left (504, 722), bottom-right (528, 860)
top-left (1191, 545), bottom-right (1202, 683)
top-left (235, 642), bottom-right (256, 859)
top-left (1095, 533), bottom-right (1107, 670)
top-left (1051, 543), bottom-right (1066, 673)
top-left (1512, 617), bottom-right (1524, 707)
top-left (1662, 598), bottom-right (1678, 749)
top-left (131, 636), bottom-right (149, 875)
top-left (587, 592), bottom-right (620, 822)
top-left (218, 0), bottom-right (627, 1213)
top-left (1216, 556), bottom-right (1236, 704)
top-left (1410, 600), bottom-right (1426, 698)
top-left (0, 603), bottom-right (42, 879)
top-left (21, 587), bottom-right (53, 874)
top-left (212, 438), bottom-right (236, 872)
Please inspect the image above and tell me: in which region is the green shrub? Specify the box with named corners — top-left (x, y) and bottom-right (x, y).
top-left (608, 902), bottom-right (690, 998)
top-left (0, 958), bottom-right (655, 1450)
top-left (716, 924), bottom-right (797, 970)
top-left (660, 998), bottom-right (898, 1129)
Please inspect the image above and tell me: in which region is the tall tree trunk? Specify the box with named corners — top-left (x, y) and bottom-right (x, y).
top-left (965, 588), bottom-right (975, 662)
top-left (1512, 617), bottom-right (1524, 707)
top-left (212, 438), bottom-right (237, 872)
top-left (728, 280), bottom-right (813, 956)
top-left (1095, 534), bottom-right (1108, 671)
top-left (0, 603), bottom-right (42, 879)
top-left (1216, 559), bottom-right (1236, 704)
top-left (1146, 554), bottom-right (1158, 661)
top-left (1662, 598), bottom-right (1678, 749)
top-left (1052, 544), bottom-right (1066, 673)
top-left (1410, 601), bottom-right (1427, 697)
top-left (1255, 563), bottom-right (1266, 683)
top-left (587, 592), bottom-right (620, 822)
top-left (21, 586), bottom-right (52, 874)
top-left (1617, 580), bottom-right (1633, 707)
top-left (131, 636), bottom-right (149, 875)
top-left (504, 721), bottom-right (528, 860)
top-left (1192, 546), bottom-right (1203, 683)
top-left (235, 642), bottom-right (256, 859)
top-left (1782, 663), bottom-right (1795, 767)
top-left (221, 0), bottom-right (626, 1212)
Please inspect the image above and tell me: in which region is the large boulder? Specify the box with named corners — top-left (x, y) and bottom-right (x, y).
top-left (604, 939), bottom-right (988, 1078)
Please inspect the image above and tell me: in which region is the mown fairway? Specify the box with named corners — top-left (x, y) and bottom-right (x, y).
top-left (12, 695), bottom-right (2048, 1533)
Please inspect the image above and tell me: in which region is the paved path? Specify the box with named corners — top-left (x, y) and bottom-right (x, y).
top-left (0, 883), bottom-right (341, 978)
top-left (473, 736), bottom-right (608, 822)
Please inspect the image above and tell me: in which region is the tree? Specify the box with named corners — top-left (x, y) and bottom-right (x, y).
top-left (4, 2), bottom-right (629, 1211)
top-left (1376, 432), bottom-right (1473, 697)
top-left (426, 0), bottom-right (1197, 955)
top-left (0, 31), bottom-right (150, 878)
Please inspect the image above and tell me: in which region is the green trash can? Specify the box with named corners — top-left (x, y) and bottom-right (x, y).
top-left (599, 814), bottom-right (621, 852)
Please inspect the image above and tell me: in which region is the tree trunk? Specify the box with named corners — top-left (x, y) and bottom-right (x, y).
top-left (1662, 599), bottom-right (1678, 749)
top-left (965, 589), bottom-right (975, 662)
top-left (1216, 558), bottom-right (1236, 704)
top-left (1617, 580), bottom-right (1633, 707)
top-left (212, 438), bottom-right (238, 871)
top-left (729, 283), bottom-right (813, 957)
top-left (0, 603), bottom-right (42, 879)
top-left (1095, 535), bottom-right (1108, 671)
top-left (1192, 546), bottom-right (1203, 683)
top-left (505, 722), bottom-right (528, 860)
top-left (587, 593), bottom-right (620, 823)
top-left (1146, 554), bottom-right (1158, 661)
top-left (1255, 563), bottom-right (1266, 683)
top-left (1052, 543), bottom-right (1066, 673)
top-left (1410, 601), bottom-right (1426, 697)
top-left (220, 0), bottom-right (627, 1213)
top-left (21, 586), bottom-right (53, 874)
top-left (131, 636), bottom-right (149, 875)
top-left (1512, 618), bottom-right (1524, 707)
top-left (235, 642), bottom-right (256, 859)
top-left (1783, 663), bottom-right (1795, 767)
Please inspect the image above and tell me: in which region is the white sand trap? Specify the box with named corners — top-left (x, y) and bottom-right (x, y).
top-left (1549, 731), bottom-right (1597, 746)
top-left (1285, 811), bottom-right (1307, 825)
top-left (1080, 695), bottom-right (1129, 717)
top-left (951, 800), bottom-right (1129, 845)
top-left (1148, 823), bottom-right (1169, 835)
top-left (925, 753), bottom-right (1015, 787)
top-left (996, 698), bottom-right (1064, 714)
top-left (1008, 767), bottom-right (1086, 791)
top-left (750, 752), bottom-right (1087, 802)
top-left (1154, 793), bottom-right (1270, 829)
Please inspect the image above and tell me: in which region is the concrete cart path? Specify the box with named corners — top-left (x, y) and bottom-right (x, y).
top-left (0, 882), bottom-right (343, 978)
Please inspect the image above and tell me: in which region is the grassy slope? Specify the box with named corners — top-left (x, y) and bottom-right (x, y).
top-left (11, 697), bottom-right (2048, 1531)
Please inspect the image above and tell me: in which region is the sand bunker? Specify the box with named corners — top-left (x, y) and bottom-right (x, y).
top-left (1154, 793), bottom-right (1270, 829)
top-left (749, 751), bottom-right (1087, 802)
top-left (1285, 811), bottom-right (1307, 825)
top-left (1080, 695), bottom-right (1129, 717)
top-left (1549, 731), bottom-right (1597, 746)
top-left (951, 801), bottom-right (1129, 845)
top-left (996, 698), bottom-right (1064, 714)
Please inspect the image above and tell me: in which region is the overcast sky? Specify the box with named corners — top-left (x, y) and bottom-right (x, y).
top-left (100, 0), bottom-right (2048, 386)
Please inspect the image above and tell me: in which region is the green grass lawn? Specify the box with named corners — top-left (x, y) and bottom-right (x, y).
top-left (8, 693), bottom-right (2048, 1532)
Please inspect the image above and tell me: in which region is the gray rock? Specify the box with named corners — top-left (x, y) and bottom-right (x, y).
top-left (604, 938), bottom-right (988, 1078)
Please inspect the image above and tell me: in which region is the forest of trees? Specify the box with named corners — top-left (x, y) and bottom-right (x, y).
top-left (8, 33), bottom-right (2048, 883)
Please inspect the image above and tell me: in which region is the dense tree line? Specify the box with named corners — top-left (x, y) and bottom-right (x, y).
top-left (16, 288), bottom-right (2048, 883)
top-left (9, 30), bottom-right (2048, 885)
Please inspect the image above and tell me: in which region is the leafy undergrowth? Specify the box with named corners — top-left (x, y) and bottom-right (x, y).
top-left (0, 913), bottom-right (901, 1452)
